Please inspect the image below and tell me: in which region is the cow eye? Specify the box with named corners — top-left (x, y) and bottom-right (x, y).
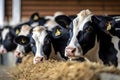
top-left (30, 42), bottom-right (35, 47)
top-left (45, 39), bottom-right (50, 44)
top-left (85, 27), bottom-right (91, 32)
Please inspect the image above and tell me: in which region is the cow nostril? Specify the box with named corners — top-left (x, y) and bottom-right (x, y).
top-left (40, 57), bottom-right (44, 61)
top-left (65, 47), bottom-right (76, 53)
top-left (0, 49), bottom-right (5, 54)
top-left (14, 51), bottom-right (23, 57)
top-left (1, 50), bottom-right (4, 53)
top-left (72, 48), bottom-right (76, 53)
top-left (35, 56), bottom-right (45, 63)
top-left (17, 52), bottom-right (20, 56)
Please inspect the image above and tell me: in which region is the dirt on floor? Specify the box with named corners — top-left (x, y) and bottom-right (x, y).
top-left (9, 53), bottom-right (120, 80)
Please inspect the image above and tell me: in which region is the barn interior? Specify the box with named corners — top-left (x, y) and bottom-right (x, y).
top-left (0, 0), bottom-right (120, 80)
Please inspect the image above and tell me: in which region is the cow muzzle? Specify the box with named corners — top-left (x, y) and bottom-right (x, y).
top-left (0, 48), bottom-right (7, 54)
top-left (14, 51), bottom-right (24, 58)
top-left (34, 56), bottom-right (45, 64)
top-left (65, 47), bottom-right (76, 57)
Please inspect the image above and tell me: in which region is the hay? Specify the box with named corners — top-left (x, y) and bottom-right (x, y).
top-left (9, 53), bottom-right (120, 80)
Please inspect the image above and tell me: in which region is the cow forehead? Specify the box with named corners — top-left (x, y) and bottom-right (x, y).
top-left (33, 26), bottom-right (45, 32)
top-left (44, 19), bottom-right (57, 31)
top-left (21, 25), bottom-right (31, 31)
top-left (32, 27), bottom-right (47, 45)
top-left (2, 28), bottom-right (10, 40)
top-left (32, 26), bottom-right (47, 38)
top-left (73, 9), bottom-right (92, 30)
top-left (19, 25), bottom-right (31, 36)
top-left (73, 13), bottom-right (92, 31)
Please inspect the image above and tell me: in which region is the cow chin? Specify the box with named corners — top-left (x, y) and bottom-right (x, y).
top-left (69, 56), bottom-right (90, 62)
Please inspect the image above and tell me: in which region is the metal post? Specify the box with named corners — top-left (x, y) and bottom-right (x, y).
top-left (10, 0), bottom-right (21, 26)
top-left (0, 0), bottom-right (5, 28)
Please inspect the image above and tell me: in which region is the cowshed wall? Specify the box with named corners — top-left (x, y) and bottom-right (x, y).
top-left (5, 0), bottom-right (120, 21)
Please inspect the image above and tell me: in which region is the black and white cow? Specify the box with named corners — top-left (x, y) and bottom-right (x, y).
top-left (55, 9), bottom-right (118, 67)
top-left (0, 26), bottom-right (17, 54)
top-left (55, 10), bottom-right (99, 61)
top-left (14, 25), bottom-right (32, 58)
top-left (91, 15), bottom-right (120, 67)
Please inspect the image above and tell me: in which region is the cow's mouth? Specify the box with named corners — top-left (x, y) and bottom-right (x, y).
top-left (69, 56), bottom-right (87, 62)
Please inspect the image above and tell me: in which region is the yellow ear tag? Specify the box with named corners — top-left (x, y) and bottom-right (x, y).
top-left (107, 22), bottom-right (111, 30)
top-left (16, 29), bottom-right (19, 35)
top-left (33, 15), bottom-right (39, 21)
top-left (21, 39), bottom-right (26, 44)
top-left (55, 29), bottom-right (61, 36)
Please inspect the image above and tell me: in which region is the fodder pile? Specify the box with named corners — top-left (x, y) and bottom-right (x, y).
top-left (10, 53), bottom-right (120, 80)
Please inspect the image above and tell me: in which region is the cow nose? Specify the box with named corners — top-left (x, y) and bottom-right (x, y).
top-left (35, 56), bottom-right (45, 64)
top-left (65, 47), bottom-right (76, 56)
top-left (0, 49), bottom-right (5, 54)
top-left (14, 51), bottom-right (23, 58)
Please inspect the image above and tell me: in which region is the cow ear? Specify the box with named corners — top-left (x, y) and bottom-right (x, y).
top-left (30, 12), bottom-right (40, 21)
top-left (91, 16), bottom-right (101, 24)
top-left (55, 15), bottom-right (72, 28)
top-left (14, 27), bottom-right (21, 35)
top-left (14, 35), bottom-right (30, 45)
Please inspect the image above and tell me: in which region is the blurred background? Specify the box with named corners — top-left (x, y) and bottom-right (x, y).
top-left (4, 0), bottom-right (120, 22)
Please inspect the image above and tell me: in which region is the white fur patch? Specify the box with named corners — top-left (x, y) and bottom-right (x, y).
top-left (31, 22), bottom-right (39, 27)
top-left (15, 44), bottom-right (25, 54)
top-left (2, 28), bottom-right (9, 40)
top-left (32, 26), bottom-right (47, 57)
top-left (111, 36), bottom-right (120, 65)
top-left (19, 25), bottom-right (31, 36)
top-left (44, 19), bottom-right (57, 31)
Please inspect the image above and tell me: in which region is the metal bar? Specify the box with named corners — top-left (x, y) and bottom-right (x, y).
top-left (0, 0), bottom-right (5, 28)
top-left (11, 0), bottom-right (21, 25)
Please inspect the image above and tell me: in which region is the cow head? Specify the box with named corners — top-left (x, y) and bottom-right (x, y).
top-left (31, 26), bottom-right (52, 64)
top-left (44, 14), bottom-right (72, 60)
top-left (91, 15), bottom-right (120, 38)
top-left (0, 26), bottom-right (17, 54)
top-left (14, 25), bottom-right (32, 57)
top-left (55, 9), bottom-right (97, 61)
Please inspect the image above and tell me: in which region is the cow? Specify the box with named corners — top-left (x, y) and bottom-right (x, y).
top-left (0, 26), bottom-right (17, 54)
top-left (14, 25), bottom-right (32, 58)
top-left (55, 10), bottom-right (99, 61)
top-left (91, 15), bottom-right (120, 67)
top-left (55, 9), bottom-right (118, 67)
